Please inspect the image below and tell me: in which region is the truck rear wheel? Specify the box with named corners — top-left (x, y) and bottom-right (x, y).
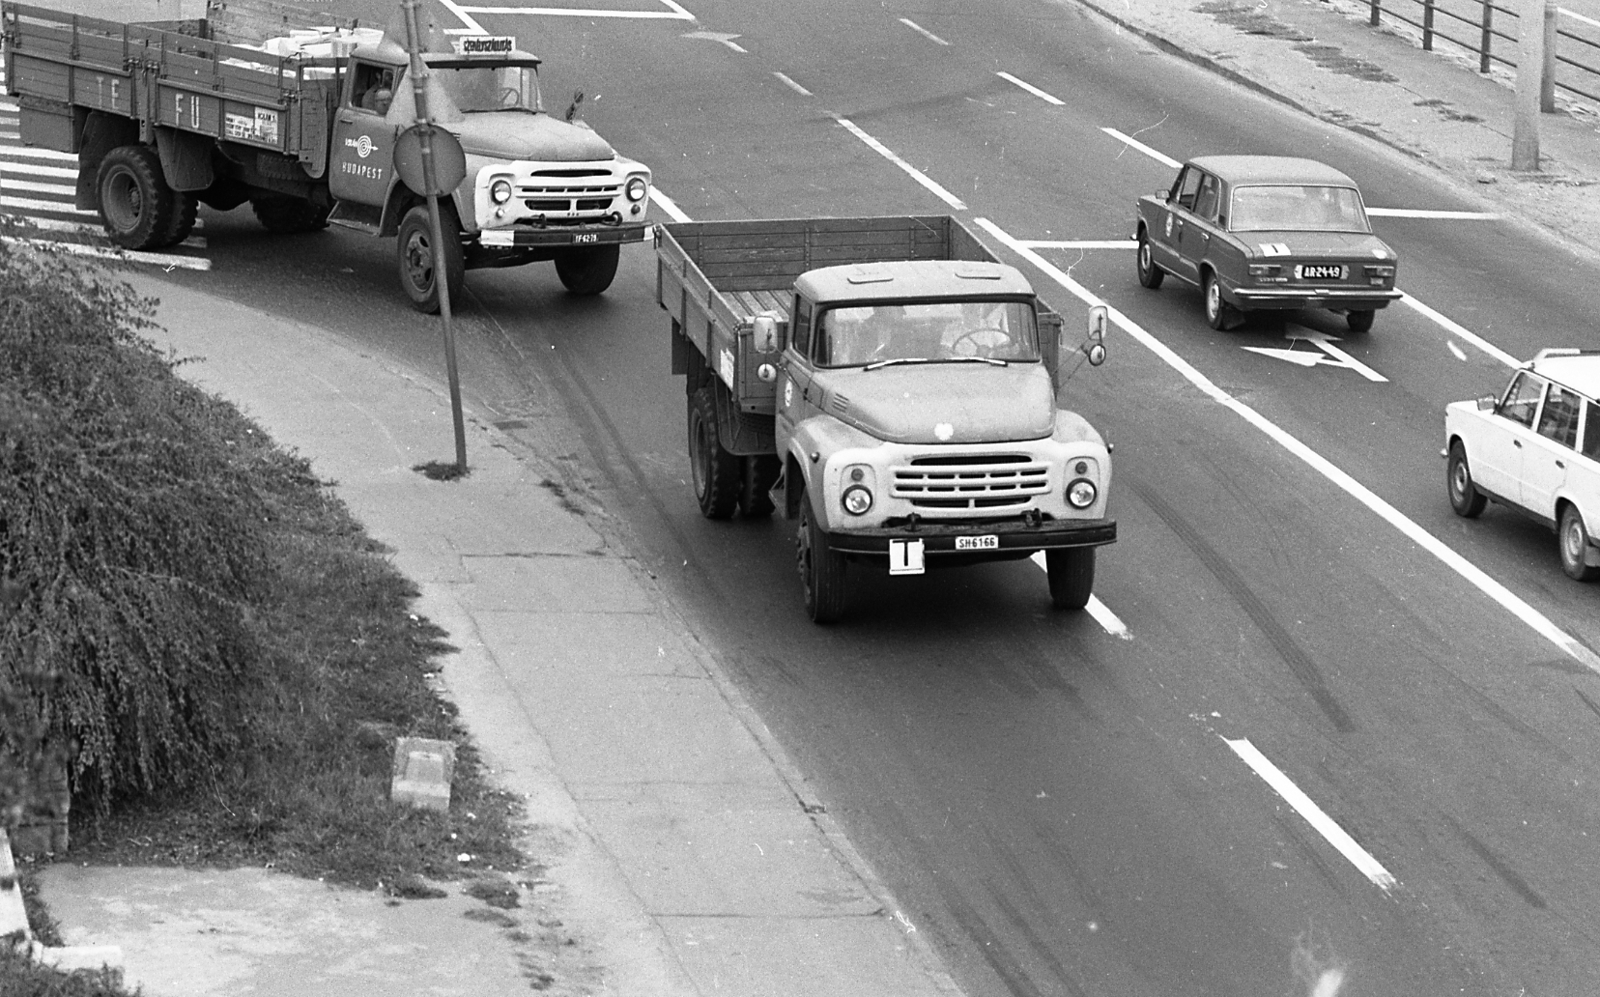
top-left (398, 204), bottom-right (466, 314)
top-left (1045, 547), bottom-right (1095, 610)
top-left (689, 387), bottom-right (740, 519)
top-left (739, 455), bottom-right (782, 518)
top-left (252, 196), bottom-right (330, 234)
top-left (97, 144), bottom-right (183, 250)
top-left (797, 486), bottom-right (847, 623)
top-left (554, 244), bottom-right (620, 296)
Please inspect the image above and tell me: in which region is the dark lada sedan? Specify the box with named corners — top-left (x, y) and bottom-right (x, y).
top-left (1134, 155), bottom-right (1400, 332)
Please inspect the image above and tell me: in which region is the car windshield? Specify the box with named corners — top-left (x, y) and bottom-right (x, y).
top-left (1229, 184), bottom-right (1370, 233)
top-left (814, 300), bottom-right (1040, 368)
top-left (430, 65), bottom-right (542, 112)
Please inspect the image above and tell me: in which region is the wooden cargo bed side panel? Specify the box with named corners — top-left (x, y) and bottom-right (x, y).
top-left (8, 18), bottom-right (131, 78)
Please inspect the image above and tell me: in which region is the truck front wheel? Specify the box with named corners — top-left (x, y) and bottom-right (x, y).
top-left (689, 387), bottom-right (740, 519)
top-left (97, 144), bottom-right (188, 250)
top-left (554, 244), bottom-right (620, 296)
top-left (1045, 547), bottom-right (1095, 610)
top-left (797, 486), bottom-right (847, 623)
top-left (252, 196), bottom-right (330, 234)
top-left (398, 204), bottom-right (466, 314)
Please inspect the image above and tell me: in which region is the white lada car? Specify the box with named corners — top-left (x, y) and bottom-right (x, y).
top-left (1444, 349), bottom-right (1600, 580)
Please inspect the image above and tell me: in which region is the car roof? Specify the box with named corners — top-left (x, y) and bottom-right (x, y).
top-left (1187, 155), bottom-right (1359, 188)
top-left (1525, 350), bottom-right (1600, 399)
top-left (796, 260), bottom-right (1035, 303)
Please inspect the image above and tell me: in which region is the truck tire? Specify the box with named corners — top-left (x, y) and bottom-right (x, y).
top-left (797, 485), bottom-right (847, 623)
top-left (689, 387), bottom-right (740, 519)
top-left (739, 455), bottom-right (782, 518)
top-left (1045, 547), bottom-right (1095, 610)
top-left (96, 144), bottom-right (180, 250)
top-left (159, 193), bottom-right (198, 248)
top-left (252, 196), bottom-right (330, 234)
top-left (398, 204), bottom-right (466, 314)
top-left (554, 244), bottom-right (620, 296)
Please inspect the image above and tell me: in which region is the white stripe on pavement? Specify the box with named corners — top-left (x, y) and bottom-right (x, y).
top-left (1398, 292), bottom-right (1520, 368)
top-left (1, 235), bottom-right (211, 270)
top-left (976, 216), bottom-right (1600, 675)
top-left (1019, 239), bottom-right (1137, 250)
top-left (1, 146), bottom-right (78, 162)
top-left (835, 117), bottom-right (967, 211)
top-left (898, 18), bottom-right (950, 45)
top-left (1, 177), bottom-right (75, 196)
top-left (1366, 208), bottom-right (1499, 219)
top-left (1100, 127), bottom-right (1182, 169)
top-left (649, 188), bottom-right (690, 223)
top-left (1226, 737), bottom-right (1398, 891)
top-left (0, 160), bottom-right (77, 178)
top-left (1029, 552), bottom-right (1132, 638)
top-left (997, 72), bottom-right (1064, 105)
top-left (1, 195), bottom-right (95, 215)
top-left (774, 72), bottom-right (812, 97)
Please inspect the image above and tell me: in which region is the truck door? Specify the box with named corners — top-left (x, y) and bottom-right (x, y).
top-left (329, 61), bottom-right (400, 205)
top-left (777, 295), bottom-right (817, 458)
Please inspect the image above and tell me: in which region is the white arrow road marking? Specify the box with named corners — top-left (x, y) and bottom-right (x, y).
top-left (1242, 328), bottom-right (1386, 382)
top-left (683, 30), bottom-right (747, 52)
top-left (1028, 553), bottom-right (1131, 638)
top-left (899, 18), bottom-right (949, 45)
top-left (1226, 737), bottom-right (1398, 891)
top-left (1241, 346), bottom-right (1326, 369)
top-left (997, 72), bottom-right (1064, 105)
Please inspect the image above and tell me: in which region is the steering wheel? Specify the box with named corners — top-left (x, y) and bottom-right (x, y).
top-left (950, 325), bottom-right (1015, 358)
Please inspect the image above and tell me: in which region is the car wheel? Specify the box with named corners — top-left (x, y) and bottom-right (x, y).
top-left (1136, 231), bottom-right (1165, 289)
top-left (1045, 547), bottom-right (1095, 610)
top-left (1346, 309), bottom-right (1375, 333)
top-left (397, 204), bottom-right (465, 314)
top-left (1203, 271), bottom-right (1239, 330)
top-left (1447, 442), bottom-right (1487, 518)
top-left (796, 484), bottom-right (847, 623)
top-left (1559, 504), bottom-right (1599, 581)
top-left (688, 387), bottom-right (740, 519)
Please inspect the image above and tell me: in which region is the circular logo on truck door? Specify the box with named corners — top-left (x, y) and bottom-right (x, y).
top-left (355, 134), bottom-right (374, 158)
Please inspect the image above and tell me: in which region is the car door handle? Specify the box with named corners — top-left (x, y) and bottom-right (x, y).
top-left (1556, 459), bottom-right (1565, 469)
top-left (1513, 439), bottom-right (1522, 448)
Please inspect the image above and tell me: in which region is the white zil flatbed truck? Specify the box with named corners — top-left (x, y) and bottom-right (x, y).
top-left (656, 214), bottom-right (1116, 623)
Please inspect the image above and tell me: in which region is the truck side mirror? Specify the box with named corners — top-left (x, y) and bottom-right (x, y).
top-left (1083, 304), bottom-right (1108, 366)
top-left (752, 311), bottom-right (782, 354)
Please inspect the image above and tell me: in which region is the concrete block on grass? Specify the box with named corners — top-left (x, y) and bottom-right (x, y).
top-left (30, 942), bottom-right (124, 972)
top-left (391, 737), bottom-right (455, 812)
top-left (1, 829), bottom-right (30, 939)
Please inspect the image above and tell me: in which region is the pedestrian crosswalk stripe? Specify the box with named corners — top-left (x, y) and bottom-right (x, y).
top-left (2, 177), bottom-right (74, 196)
top-left (1, 194), bottom-right (96, 215)
top-left (0, 160), bottom-right (76, 178)
top-left (1, 235), bottom-right (212, 271)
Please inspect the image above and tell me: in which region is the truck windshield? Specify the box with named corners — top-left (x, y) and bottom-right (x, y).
top-left (1229, 184), bottom-right (1370, 233)
top-left (816, 300), bottom-right (1039, 368)
top-left (430, 65), bottom-right (543, 113)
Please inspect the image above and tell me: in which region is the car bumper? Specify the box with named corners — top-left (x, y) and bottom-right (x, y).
top-left (1232, 287), bottom-right (1402, 311)
top-left (825, 518), bottom-right (1117, 557)
top-left (477, 222), bottom-right (652, 249)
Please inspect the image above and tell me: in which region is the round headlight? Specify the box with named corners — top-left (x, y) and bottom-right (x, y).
top-left (1066, 478), bottom-right (1097, 509)
top-left (842, 485), bottom-right (874, 516)
top-left (490, 178), bottom-right (514, 205)
top-left (625, 176), bottom-right (648, 202)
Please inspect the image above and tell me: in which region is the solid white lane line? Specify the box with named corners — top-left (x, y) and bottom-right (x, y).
top-left (1366, 207), bottom-right (1499, 219)
top-left (1030, 552), bottom-right (1132, 638)
top-left (433, 0), bottom-right (485, 32)
top-left (649, 188), bottom-right (691, 223)
top-left (1226, 737), bottom-right (1398, 891)
top-left (975, 216), bottom-right (1600, 675)
top-left (898, 18), bottom-right (950, 45)
top-left (773, 72), bottom-right (812, 97)
top-left (835, 118), bottom-right (967, 211)
top-left (1397, 292), bottom-right (1520, 368)
top-left (1019, 239), bottom-right (1137, 250)
top-left (1100, 127), bottom-right (1182, 169)
top-left (1, 235), bottom-right (211, 270)
top-left (454, 2), bottom-right (692, 17)
top-left (997, 72), bottom-right (1064, 105)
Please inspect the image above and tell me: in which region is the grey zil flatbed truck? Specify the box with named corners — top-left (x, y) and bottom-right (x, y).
top-left (656, 214), bottom-right (1115, 623)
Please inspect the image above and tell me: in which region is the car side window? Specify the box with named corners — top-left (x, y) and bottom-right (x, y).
top-left (1174, 168), bottom-right (1202, 211)
top-left (1496, 372), bottom-right (1546, 428)
top-left (1193, 174), bottom-right (1220, 221)
top-left (790, 297), bottom-right (813, 359)
top-left (1583, 399), bottom-right (1600, 461)
top-left (1536, 385), bottom-right (1581, 448)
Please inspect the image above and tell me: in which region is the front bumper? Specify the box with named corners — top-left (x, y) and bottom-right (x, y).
top-left (477, 222), bottom-right (652, 249)
top-left (826, 517), bottom-right (1117, 557)
top-left (1232, 286), bottom-right (1402, 311)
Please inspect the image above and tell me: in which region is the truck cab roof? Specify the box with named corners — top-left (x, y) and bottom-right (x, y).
top-left (796, 260), bottom-right (1035, 304)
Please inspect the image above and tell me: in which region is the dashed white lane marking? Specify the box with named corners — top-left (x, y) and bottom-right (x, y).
top-left (997, 72), bottom-right (1064, 105)
top-left (1, 235), bottom-right (211, 270)
top-left (1447, 340), bottom-right (1469, 362)
top-left (834, 117), bottom-right (967, 211)
top-left (1028, 552), bottom-right (1132, 638)
top-left (1398, 292), bottom-right (1520, 368)
top-left (977, 216), bottom-right (1600, 675)
top-left (774, 72), bottom-right (812, 97)
top-left (1559, 7), bottom-right (1599, 29)
top-left (1018, 239), bottom-right (1137, 250)
top-left (898, 18), bottom-right (949, 45)
top-left (1226, 737), bottom-right (1398, 891)
top-left (649, 188), bottom-right (691, 223)
top-left (449, 0), bottom-right (692, 17)
top-left (1100, 127), bottom-right (1182, 169)
top-left (1366, 208), bottom-right (1499, 219)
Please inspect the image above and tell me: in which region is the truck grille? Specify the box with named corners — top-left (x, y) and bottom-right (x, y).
top-left (516, 170), bottom-right (624, 215)
top-left (891, 454), bottom-right (1050, 509)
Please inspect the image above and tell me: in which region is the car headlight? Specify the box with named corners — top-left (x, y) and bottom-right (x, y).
top-left (490, 178), bottom-right (514, 205)
top-left (842, 485), bottom-right (873, 515)
top-left (1066, 478), bottom-right (1097, 509)
top-left (625, 176), bottom-right (648, 202)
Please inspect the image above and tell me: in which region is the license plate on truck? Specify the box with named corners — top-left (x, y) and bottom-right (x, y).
top-left (955, 535), bottom-right (1000, 551)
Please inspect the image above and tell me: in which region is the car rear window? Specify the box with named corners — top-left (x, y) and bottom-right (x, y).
top-left (1585, 399), bottom-right (1600, 461)
top-left (1229, 185), bottom-right (1370, 233)
top-left (1537, 386), bottom-right (1581, 448)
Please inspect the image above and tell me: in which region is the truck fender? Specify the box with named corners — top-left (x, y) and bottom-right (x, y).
top-left (782, 451), bottom-right (810, 521)
top-left (74, 112), bottom-right (139, 211)
top-left (153, 127), bottom-right (215, 192)
top-left (377, 180), bottom-right (473, 238)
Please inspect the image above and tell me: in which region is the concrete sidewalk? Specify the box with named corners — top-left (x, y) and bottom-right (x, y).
top-left (28, 1), bottom-right (1600, 996)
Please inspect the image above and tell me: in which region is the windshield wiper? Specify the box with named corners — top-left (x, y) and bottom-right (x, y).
top-left (863, 356), bottom-right (1007, 371)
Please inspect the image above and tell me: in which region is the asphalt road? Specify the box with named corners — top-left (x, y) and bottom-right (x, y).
top-left (34, 0), bottom-right (1600, 994)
